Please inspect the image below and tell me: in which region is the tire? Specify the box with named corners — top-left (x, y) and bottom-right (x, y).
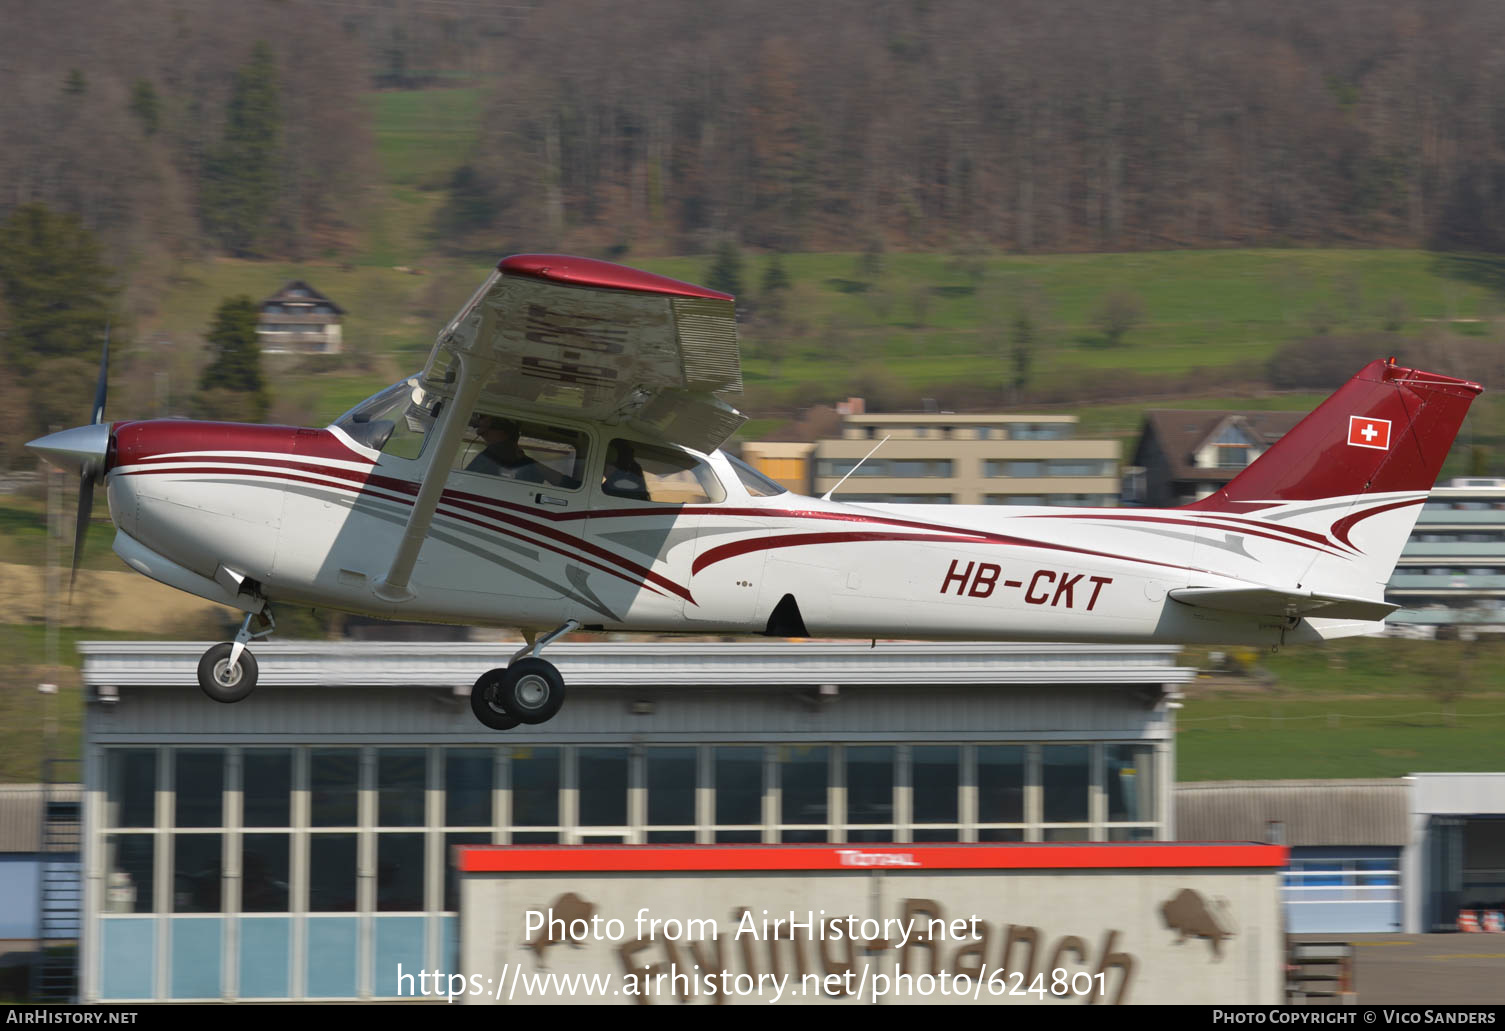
top-left (470, 668), bottom-right (521, 730)
top-left (197, 642), bottom-right (259, 703)
top-left (498, 657), bottom-right (566, 725)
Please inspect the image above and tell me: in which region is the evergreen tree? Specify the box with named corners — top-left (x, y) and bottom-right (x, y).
top-left (196, 296), bottom-right (268, 421)
top-left (201, 42), bottom-right (282, 256)
top-left (0, 204), bottom-right (118, 451)
top-left (705, 240), bottom-right (744, 298)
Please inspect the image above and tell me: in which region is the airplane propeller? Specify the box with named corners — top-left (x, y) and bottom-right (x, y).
top-left (25, 331), bottom-right (112, 598)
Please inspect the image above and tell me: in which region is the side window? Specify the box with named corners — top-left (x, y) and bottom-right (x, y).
top-left (456, 412), bottom-right (588, 490)
top-left (603, 439), bottom-right (726, 504)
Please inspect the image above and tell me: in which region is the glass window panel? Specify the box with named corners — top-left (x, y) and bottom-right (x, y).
top-left (978, 828), bottom-right (1025, 842)
top-left (376, 833), bottom-right (425, 912)
top-left (646, 748), bottom-right (696, 827)
top-left (647, 831), bottom-right (697, 844)
top-left (1107, 827), bottom-right (1156, 842)
top-left (978, 746), bottom-right (1025, 824)
top-left (108, 750), bottom-right (157, 828)
top-left (1042, 745), bottom-right (1090, 824)
top-left (241, 833), bottom-right (290, 913)
top-left (310, 750), bottom-right (359, 827)
top-left (445, 832), bottom-right (491, 912)
top-left (846, 828), bottom-right (894, 843)
top-left (104, 834), bottom-right (154, 913)
top-left (309, 834), bottom-right (358, 912)
top-left (175, 751), bottom-right (223, 828)
top-left (378, 749), bottom-right (426, 827)
top-left (715, 748), bottom-right (762, 826)
top-left (845, 746), bottom-right (894, 825)
top-left (511, 832), bottom-right (559, 845)
top-left (173, 834), bottom-right (222, 913)
top-left (511, 748), bottom-right (560, 827)
top-left (577, 748), bottom-right (629, 827)
top-left (913, 828), bottom-right (960, 842)
top-left (913, 746), bottom-right (960, 824)
top-left (603, 439), bottom-right (726, 504)
top-left (1106, 745), bottom-right (1155, 824)
top-left (715, 830), bottom-right (761, 844)
top-left (243, 751), bottom-right (292, 828)
top-left (780, 746), bottom-right (828, 825)
top-left (780, 829), bottom-right (827, 843)
top-left (445, 749), bottom-right (494, 827)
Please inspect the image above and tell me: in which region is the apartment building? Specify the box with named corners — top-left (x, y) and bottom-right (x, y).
top-left (743, 411), bottom-right (1120, 506)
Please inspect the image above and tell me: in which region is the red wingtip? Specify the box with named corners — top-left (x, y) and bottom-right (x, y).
top-left (498, 254), bottom-right (733, 301)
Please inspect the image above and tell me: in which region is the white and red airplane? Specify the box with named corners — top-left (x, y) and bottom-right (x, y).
top-left (27, 255), bottom-right (1484, 729)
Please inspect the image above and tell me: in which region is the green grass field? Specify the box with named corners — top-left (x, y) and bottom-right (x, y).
top-left (1175, 638), bottom-right (1505, 780)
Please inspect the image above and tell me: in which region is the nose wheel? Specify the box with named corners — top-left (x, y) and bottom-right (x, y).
top-left (468, 620), bottom-right (576, 730)
top-left (197, 609), bottom-right (273, 703)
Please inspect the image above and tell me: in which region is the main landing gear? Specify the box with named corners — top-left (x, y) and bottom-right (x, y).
top-left (470, 620), bottom-right (578, 730)
top-left (197, 609), bottom-right (275, 703)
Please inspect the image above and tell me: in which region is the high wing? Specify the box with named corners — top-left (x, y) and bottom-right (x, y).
top-left (376, 254), bottom-right (743, 601)
top-left (419, 254), bottom-right (745, 453)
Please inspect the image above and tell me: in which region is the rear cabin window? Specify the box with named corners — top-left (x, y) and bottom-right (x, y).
top-left (603, 439), bottom-right (725, 504)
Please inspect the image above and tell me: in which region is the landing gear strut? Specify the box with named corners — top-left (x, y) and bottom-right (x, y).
top-left (470, 620), bottom-right (577, 730)
top-left (197, 609), bottom-right (274, 703)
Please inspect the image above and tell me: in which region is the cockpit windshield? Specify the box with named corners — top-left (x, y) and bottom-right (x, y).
top-left (332, 377), bottom-right (436, 459)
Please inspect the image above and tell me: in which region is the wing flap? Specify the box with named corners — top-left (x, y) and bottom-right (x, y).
top-left (1168, 586), bottom-right (1399, 621)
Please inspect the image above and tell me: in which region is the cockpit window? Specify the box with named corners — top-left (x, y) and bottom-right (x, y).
top-left (455, 410), bottom-right (588, 490)
top-left (727, 453), bottom-right (788, 497)
top-left (333, 378), bottom-right (435, 459)
top-left (603, 439), bottom-right (726, 504)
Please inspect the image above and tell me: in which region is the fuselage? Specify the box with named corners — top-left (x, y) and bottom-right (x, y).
top-left (101, 415), bottom-right (1424, 649)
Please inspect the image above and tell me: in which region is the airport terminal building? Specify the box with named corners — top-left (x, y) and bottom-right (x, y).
top-left (75, 639), bottom-right (1191, 1002)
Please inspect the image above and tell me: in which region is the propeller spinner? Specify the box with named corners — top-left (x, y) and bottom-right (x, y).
top-left (25, 334), bottom-right (110, 595)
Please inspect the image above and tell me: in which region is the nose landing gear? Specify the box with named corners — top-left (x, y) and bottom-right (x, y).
top-left (469, 619), bottom-right (576, 730)
top-left (197, 609), bottom-right (274, 703)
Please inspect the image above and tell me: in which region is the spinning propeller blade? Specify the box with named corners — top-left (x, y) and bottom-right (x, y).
top-left (70, 330), bottom-right (110, 597)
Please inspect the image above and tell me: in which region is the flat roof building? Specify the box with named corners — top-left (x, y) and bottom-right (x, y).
top-left (75, 639), bottom-right (1189, 1001)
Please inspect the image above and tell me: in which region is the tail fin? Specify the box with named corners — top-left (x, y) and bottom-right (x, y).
top-left (1183, 360), bottom-right (1483, 633)
top-left (1191, 358), bottom-right (1482, 511)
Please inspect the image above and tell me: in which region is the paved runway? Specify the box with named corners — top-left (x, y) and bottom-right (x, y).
top-left (1296, 933), bottom-right (1505, 1005)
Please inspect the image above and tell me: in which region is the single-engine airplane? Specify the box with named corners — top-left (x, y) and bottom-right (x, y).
top-left (27, 254), bottom-right (1484, 729)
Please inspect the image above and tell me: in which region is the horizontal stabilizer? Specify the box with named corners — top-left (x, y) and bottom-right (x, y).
top-left (1169, 586), bottom-right (1399, 622)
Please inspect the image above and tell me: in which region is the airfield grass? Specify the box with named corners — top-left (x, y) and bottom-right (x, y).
top-left (1175, 638), bottom-right (1505, 780)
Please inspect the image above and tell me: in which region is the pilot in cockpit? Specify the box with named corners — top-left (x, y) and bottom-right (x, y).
top-left (467, 414), bottom-right (548, 483)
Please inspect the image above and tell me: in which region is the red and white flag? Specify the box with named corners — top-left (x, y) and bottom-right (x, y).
top-left (1347, 415), bottom-right (1391, 450)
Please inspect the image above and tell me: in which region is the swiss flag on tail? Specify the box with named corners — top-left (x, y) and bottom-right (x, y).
top-left (1347, 415), bottom-right (1392, 450)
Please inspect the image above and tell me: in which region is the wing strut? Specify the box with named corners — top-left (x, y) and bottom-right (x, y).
top-left (375, 333), bottom-right (497, 602)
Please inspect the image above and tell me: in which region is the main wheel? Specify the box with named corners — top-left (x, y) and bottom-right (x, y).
top-left (197, 642), bottom-right (259, 703)
top-left (497, 657), bottom-right (566, 725)
top-left (470, 668), bottom-right (521, 730)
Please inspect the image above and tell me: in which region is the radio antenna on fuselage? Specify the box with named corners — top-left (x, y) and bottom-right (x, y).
top-left (822, 435), bottom-right (890, 502)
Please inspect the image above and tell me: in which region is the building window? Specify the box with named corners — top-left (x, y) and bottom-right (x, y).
top-left (977, 745), bottom-right (1026, 841)
top-left (511, 747), bottom-right (560, 844)
top-left (645, 747), bottom-right (697, 843)
top-left (779, 745), bottom-right (830, 842)
top-left (714, 747), bottom-right (764, 843)
top-left (844, 746), bottom-right (895, 842)
top-left (912, 746), bottom-right (961, 842)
